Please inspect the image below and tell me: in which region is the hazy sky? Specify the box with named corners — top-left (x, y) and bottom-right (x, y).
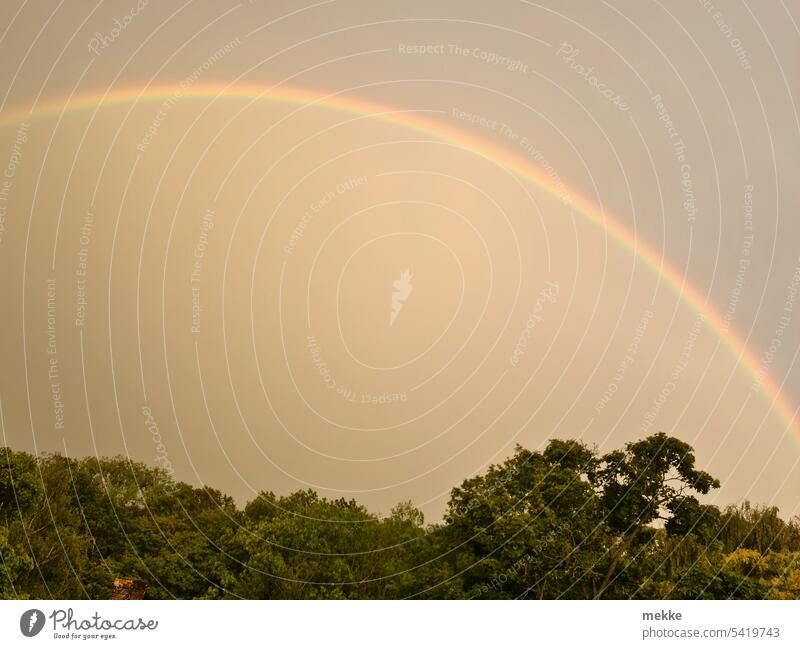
top-left (0, 0), bottom-right (798, 520)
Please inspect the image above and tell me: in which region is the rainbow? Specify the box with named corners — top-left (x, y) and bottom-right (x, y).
top-left (1, 82), bottom-right (796, 437)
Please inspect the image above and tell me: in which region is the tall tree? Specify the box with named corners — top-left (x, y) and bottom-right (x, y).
top-left (590, 432), bottom-right (720, 598)
top-left (440, 440), bottom-right (609, 598)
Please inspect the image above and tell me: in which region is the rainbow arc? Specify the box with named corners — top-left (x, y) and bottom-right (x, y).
top-left (1, 82), bottom-right (795, 438)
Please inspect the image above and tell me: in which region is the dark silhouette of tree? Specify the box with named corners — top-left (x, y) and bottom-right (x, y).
top-left (1, 434), bottom-right (798, 600)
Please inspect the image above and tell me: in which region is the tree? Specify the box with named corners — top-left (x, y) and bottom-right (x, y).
top-left (440, 441), bottom-right (609, 598)
top-left (723, 548), bottom-right (800, 599)
top-left (3, 434), bottom-right (797, 600)
top-left (1, 448), bottom-right (42, 523)
top-left (0, 525), bottom-right (32, 598)
top-left (718, 502), bottom-right (800, 554)
top-left (236, 490), bottom-right (380, 598)
top-left (70, 456), bottom-right (242, 599)
top-left (590, 432), bottom-right (720, 598)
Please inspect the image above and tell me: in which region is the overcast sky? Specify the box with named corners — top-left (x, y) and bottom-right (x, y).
top-left (0, 0), bottom-right (798, 520)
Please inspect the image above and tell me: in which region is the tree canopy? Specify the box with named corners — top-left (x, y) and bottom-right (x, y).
top-left (1, 433), bottom-right (798, 599)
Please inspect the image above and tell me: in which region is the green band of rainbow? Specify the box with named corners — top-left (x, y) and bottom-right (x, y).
top-left (2, 82), bottom-right (796, 438)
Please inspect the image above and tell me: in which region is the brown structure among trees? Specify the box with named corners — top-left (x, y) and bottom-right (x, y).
top-left (111, 578), bottom-right (148, 600)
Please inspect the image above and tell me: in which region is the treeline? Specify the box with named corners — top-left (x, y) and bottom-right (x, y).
top-left (1, 432), bottom-right (798, 599)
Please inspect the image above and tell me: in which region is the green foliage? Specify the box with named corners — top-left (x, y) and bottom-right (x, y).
top-left (590, 432), bottom-right (722, 598)
top-left (439, 441), bottom-right (608, 598)
top-left (1, 448), bottom-right (42, 521)
top-left (593, 432), bottom-right (720, 535)
top-left (0, 434), bottom-right (797, 599)
top-left (718, 502), bottom-right (800, 553)
top-left (0, 525), bottom-right (33, 598)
